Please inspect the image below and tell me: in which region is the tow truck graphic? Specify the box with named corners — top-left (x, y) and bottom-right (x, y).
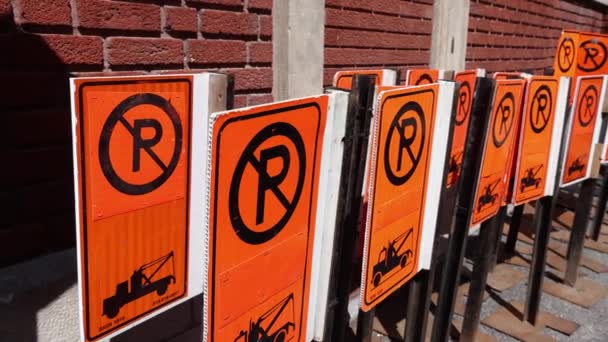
top-left (372, 228), bottom-right (414, 287)
top-left (477, 178), bottom-right (501, 213)
top-left (234, 294), bottom-right (296, 342)
top-left (103, 251), bottom-right (176, 319)
top-left (568, 155), bottom-right (587, 175)
top-left (520, 164), bottom-right (543, 193)
top-left (447, 151), bottom-right (464, 184)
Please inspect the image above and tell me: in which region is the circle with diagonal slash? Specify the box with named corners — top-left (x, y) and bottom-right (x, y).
top-left (577, 40), bottom-right (608, 73)
top-left (98, 93), bottom-right (182, 195)
top-left (558, 37), bottom-right (575, 73)
top-left (229, 122), bottom-right (306, 245)
top-left (492, 92), bottom-right (516, 148)
top-left (578, 85), bottom-right (598, 127)
top-left (415, 74), bottom-right (434, 85)
top-left (384, 101), bottom-right (426, 186)
top-left (455, 81), bottom-right (472, 125)
top-left (529, 85), bottom-right (552, 134)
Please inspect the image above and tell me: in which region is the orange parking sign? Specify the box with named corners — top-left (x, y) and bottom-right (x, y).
top-left (447, 70), bottom-right (478, 188)
top-left (513, 77), bottom-right (560, 204)
top-left (360, 84), bottom-right (450, 311)
top-left (206, 97), bottom-right (327, 341)
top-left (471, 79), bottom-right (525, 226)
top-left (333, 69), bottom-right (396, 89)
top-left (561, 76), bottom-right (605, 185)
top-left (554, 31), bottom-right (579, 76)
top-left (72, 76), bottom-right (193, 341)
top-left (406, 68), bottom-right (439, 86)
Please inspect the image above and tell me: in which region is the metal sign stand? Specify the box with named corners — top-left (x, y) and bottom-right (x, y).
top-left (431, 78), bottom-right (495, 342)
top-left (589, 164), bottom-right (608, 241)
top-left (564, 178), bottom-right (595, 286)
top-left (323, 75), bottom-right (375, 342)
top-left (460, 210), bottom-right (503, 341)
top-left (504, 205), bottom-right (524, 255)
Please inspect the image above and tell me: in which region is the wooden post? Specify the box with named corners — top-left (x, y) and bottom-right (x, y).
top-left (430, 0), bottom-right (470, 70)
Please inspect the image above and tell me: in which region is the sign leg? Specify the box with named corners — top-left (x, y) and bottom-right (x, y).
top-left (404, 270), bottom-right (432, 342)
top-left (523, 196), bottom-right (553, 325)
top-left (460, 214), bottom-right (501, 342)
top-left (564, 178), bottom-right (595, 286)
top-left (589, 165), bottom-right (608, 241)
top-left (488, 207), bottom-right (507, 272)
top-left (505, 205), bottom-right (524, 255)
top-left (356, 308), bottom-right (375, 342)
top-left (324, 75), bottom-right (375, 342)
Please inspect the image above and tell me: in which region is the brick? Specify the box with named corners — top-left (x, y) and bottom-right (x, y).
top-left (1, 71), bottom-right (69, 107)
top-left (259, 15), bottom-right (271, 38)
top-left (15, 0), bottom-right (71, 27)
top-left (325, 28), bottom-right (430, 49)
top-left (248, 0), bottom-right (271, 13)
top-left (0, 108), bottom-right (70, 147)
top-left (0, 34), bottom-right (103, 67)
top-left (187, 0), bottom-right (243, 9)
top-left (201, 10), bottom-right (257, 37)
top-left (76, 0), bottom-right (160, 33)
top-left (164, 6), bottom-right (198, 34)
top-left (226, 67), bottom-right (272, 91)
top-left (325, 8), bottom-right (431, 35)
top-left (188, 39), bottom-right (246, 65)
top-left (247, 93), bottom-right (272, 106)
top-left (1, 147), bottom-right (71, 188)
top-left (233, 94), bottom-right (247, 108)
top-left (248, 41), bottom-right (271, 64)
top-left (107, 37), bottom-right (183, 66)
top-left (325, 47), bottom-right (430, 67)
top-left (326, 0), bottom-right (432, 19)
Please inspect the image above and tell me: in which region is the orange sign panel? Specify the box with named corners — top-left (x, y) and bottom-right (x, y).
top-left (73, 76), bottom-right (192, 341)
top-left (207, 97), bottom-right (327, 341)
top-left (554, 30), bottom-right (608, 77)
top-left (513, 77), bottom-right (560, 205)
top-left (333, 69), bottom-right (387, 89)
top-left (447, 70), bottom-right (478, 188)
top-left (493, 72), bottom-right (524, 80)
top-left (361, 85), bottom-right (439, 311)
top-left (406, 69), bottom-right (439, 86)
top-left (471, 80), bottom-right (525, 226)
top-left (561, 76), bottom-right (604, 185)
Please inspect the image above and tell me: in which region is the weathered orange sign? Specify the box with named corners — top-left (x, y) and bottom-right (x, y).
top-left (493, 72), bottom-right (524, 80)
top-left (361, 84), bottom-right (442, 311)
top-left (471, 79), bottom-right (525, 226)
top-left (206, 97), bottom-right (327, 341)
top-left (333, 69), bottom-right (391, 89)
top-left (561, 76), bottom-right (604, 185)
top-left (513, 76), bottom-right (560, 204)
top-left (447, 70), bottom-right (478, 188)
top-left (73, 76), bottom-right (192, 341)
top-left (554, 30), bottom-right (608, 78)
top-left (406, 69), bottom-right (439, 86)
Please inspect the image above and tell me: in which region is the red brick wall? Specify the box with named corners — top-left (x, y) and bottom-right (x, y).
top-left (0, 0), bottom-right (272, 266)
top-left (324, 0), bottom-right (434, 85)
top-left (467, 0), bottom-right (608, 74)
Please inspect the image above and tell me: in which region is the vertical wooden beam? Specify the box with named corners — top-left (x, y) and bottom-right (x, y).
top-left (273, 0), bottom-right (325, 101)
top-left (430, 0), bottom-right (470, 70)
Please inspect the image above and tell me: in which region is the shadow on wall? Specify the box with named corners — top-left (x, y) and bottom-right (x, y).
top-left (0, 11), bottom-right (202, 341)
top-left (0, 10), bottom-right (76, 268)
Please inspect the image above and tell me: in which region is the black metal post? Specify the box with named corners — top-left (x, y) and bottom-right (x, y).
top-left (460, 215), bottom-right (501, 342)
top-left (564, 178), bottom-right (595, 286)
top-left (504, 205), bottom-right (524, 255)
top-left (488, 207), bottom-right (507, 272)
top-left (431, 78), bottom-right (495, 342)
top-left (523, 196), bottom-right (553, 325)
top-left (323, 75), bottom-right (376, 342)
top-left (356, 309), bottom-right (375, 342)
top-left (404, 270), bottom-right (431, 342)
top-left (589, 165), bottom-right (608, 241)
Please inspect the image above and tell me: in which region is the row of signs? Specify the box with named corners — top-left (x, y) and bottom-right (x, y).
top-left (70, 61), bottom-right (608, 341)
